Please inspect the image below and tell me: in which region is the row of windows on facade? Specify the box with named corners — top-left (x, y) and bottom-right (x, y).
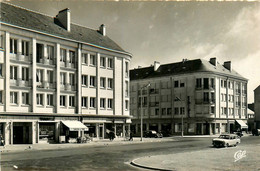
top-left (131, 107), bottom-right (186, 116)
top-left (3, 91), bottom-right (126, 109)
top-left (220, 107), bottom-right (246, 116)
top-left (221, 93), bottom-right (247, 105)
top-left (8, 38), bottom-right (130, 77)
top-left (131, 78), bottom-right (247, 92)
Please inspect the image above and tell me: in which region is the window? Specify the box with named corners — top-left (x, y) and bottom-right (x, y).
top-left (90, 97), bottom-right (96, 108)
top-left (196, 78), bottom-right (202, 88)
top-left (155, 108), bottom-right (159, 115)
top-left (21, 40), bottom-right (29, 56)
top-left (82, 75), bottom-right (88, 86)
top-left (224, 107), bottom-right (227, 115)
top-left (0, 64), bottom-right (2, 77)
top-left (100, 98), bottom-right (106, 109)
top-left (60, 49), bottom-right (66, 62)
top-left (108, 78), bottom-right (113, 89)
top-left (10, 66), bottom-right (18, 80)
top-left (36, 43), bottom-right (44, 62)
top-left (174, 108), bottom-right (179, 115)
top-left (60, 95), bottom-right (66, 107)
top-left (180, 82), bottom-right (185, 87)
top-left (100, 57), bottom-right (106, 67)
top-left (125, 81), bottom-right (129, 97)
top-left (0, 91), bottom-right (2, 103)
top-left (90, 54), bottom-right (96, 66)
top-left (69, 96), bottom-right (75, 107)
top-left (221, 80), bottom-right (224, 87)
top-left (174, 81), bottom-right (179, 88)
top-left (125, 100), bottom-right (129, 110)
top-left (0, 35), bottom-right (3, 49)
top-left (180, 107), bottom-right (185, 115)
top-left (47, 70), bottom-right (54, 83)
top-left (211, 106), bottom-right (215, 114)
top-left (90, 76), bottom-right (96, 87)
top-left (69, 51), bottom-right (75, 64)
top-left (47, 45), bottom-right (54, 60)
top-left (36, 94), bottom-right (43, 105)
top-left (69, 73), bottom-right (75, 86)
top-left (162, 108), bottom-right (166, 115)
top-left (221, 107), bottom-right (224, 115)
top-left (167, 108), bottom-right (172, 115)
top-left (82, 53), bottom-right (88, 64)
top-left (60, 73), bottom-right (66, 85)
top-left (210, 78), bottom-right (214, 88)
top-left (108, 99), bottom-right (113, 109)
top-left (224, 81), bottom-right (227, 88)
top-left (203, 92), bottom-right (209, 102)
top-left (10, 38), bottom-right (17, 54)
top-left (82, 97), bottom-right (87, 108)
top-left (47, 94), bottom-right (53, 106)
top-left (108, 58), bottom-right (113, 68)
top-left (22, 67), bottom-right (29, 81)
top-left (125, 62), bottom-right (129, 77)
top-left (36, 69), bottom-right (43, 82)
top-left (10, 92), bottom-right (18, 104)
top-left (100, 77), bottom-right (106, 88)
top-left (22, 92), bottom-right (29, 105)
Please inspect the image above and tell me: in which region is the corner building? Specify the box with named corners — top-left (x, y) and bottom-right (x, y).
top-left (130, 58), bottom-right (248, 135)
top-left (0, 3), bottom-right (131, 145)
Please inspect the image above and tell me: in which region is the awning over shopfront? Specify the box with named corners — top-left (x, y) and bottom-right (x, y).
top-left (236, 120), bottom-right (248, 129)
top-left (62, 121), bottom-right (89, 131)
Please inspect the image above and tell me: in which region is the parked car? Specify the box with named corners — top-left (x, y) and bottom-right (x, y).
top-left (212, 134), bottom-right (240, 148)
top-left (144, 130), bottom-right (163, 138)
top-left (252, 129), bottom-right (260, 136)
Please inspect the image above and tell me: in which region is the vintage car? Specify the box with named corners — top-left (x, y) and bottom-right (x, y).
top-left (212, 134), bottom-right (240, 148)
top-left (144, 130), bottom-right (163, 138)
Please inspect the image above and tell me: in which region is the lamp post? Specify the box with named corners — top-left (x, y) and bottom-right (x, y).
top-left (140, 83), bottom-right (150, 141)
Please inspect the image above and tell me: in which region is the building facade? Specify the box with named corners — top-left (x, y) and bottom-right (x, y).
top-left (0, 3), bottom-right (131, 145)
top-left (130, 58), bottom-right (248, 136)
top-left (254, 86), bottom-right (260, 129)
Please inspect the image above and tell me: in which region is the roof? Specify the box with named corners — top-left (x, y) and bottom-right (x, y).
top-left (0, 2), bottom-right (128, 54)
top-left (130, 59), bottom-right (247, 81)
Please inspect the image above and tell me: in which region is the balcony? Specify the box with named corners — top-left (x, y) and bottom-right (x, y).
top-left (66, 61), bottom-right (76, 69)
top-left (43, 82), bottom-right (56, 89)
top-left (65, 84), bottom-right (77, 91)
top-left (195, 99), bottom-right (215, 104)
top-left (37, 58), bottom-right (56, 66)
top-left (10, 53), bottom-right (32, 62)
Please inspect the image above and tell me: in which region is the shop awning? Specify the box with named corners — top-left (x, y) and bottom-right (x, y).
top-left (62, 121), bottom-right (89, 131)
top-left (236, 120), bottom-right (248, 129)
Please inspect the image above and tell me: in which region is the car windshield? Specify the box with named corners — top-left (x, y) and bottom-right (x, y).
top-left (219, 135), bottom-right (230, 139)
top-left (151, 131), bottom-right (157, 134)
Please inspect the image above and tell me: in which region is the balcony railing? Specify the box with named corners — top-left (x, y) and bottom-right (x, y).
top-left (37, 58), bottom-right (56, 65)
top-left (10, 53), bottom-right (32, 62)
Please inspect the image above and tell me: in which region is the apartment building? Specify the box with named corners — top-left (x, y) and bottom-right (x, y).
top-left (254, 86), bottom-right (260, 129)
top-left (0, 3), bottom-right (131, 145)
top-left (130, 58), bottom-right (248, 135)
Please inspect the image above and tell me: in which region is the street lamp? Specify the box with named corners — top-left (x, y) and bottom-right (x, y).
top-left (140, 83), bottom-right (150, 141)
top-left (175, 96), bottom-right (184, 137)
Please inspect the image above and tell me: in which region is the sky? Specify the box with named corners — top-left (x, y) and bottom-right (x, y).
top-left (5, 1), bottom-right (260, 103)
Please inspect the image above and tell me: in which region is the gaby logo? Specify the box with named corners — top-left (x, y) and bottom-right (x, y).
top-left (234, 150), bottom-right (246, 162)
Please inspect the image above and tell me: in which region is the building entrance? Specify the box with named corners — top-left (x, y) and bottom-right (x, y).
top-left (13, 122), bottom-right (32, 144)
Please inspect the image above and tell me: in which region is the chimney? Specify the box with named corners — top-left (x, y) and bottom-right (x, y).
top-left (154, 61), bottom-right (160, 71)
top-left (210, 57), bottom-right (217, 66)
top-left (56, 8), bottom-right (71, 31)
top-left (223, 61), bottom-right (232, 71)
top-left (99, 24), bottom-right (106, 36)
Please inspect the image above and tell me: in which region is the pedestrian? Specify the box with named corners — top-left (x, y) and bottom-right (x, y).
top-left (0, 134), bottom-right (4, 146)
top-left (129, 132), bottom-right (133, 141)
top-left (109, 131), bottom-right (115, 141)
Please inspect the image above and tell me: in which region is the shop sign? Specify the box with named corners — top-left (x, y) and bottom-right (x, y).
top-left (39, 117), bottom-right (55, 121)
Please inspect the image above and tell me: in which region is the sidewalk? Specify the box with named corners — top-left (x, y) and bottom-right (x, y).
top-left (131, 143), bottom-right (260, 171)
top-left (0, 137), bottom-right (174, 153)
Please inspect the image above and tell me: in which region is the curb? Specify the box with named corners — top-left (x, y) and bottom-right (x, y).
top-left (130, 157), bottom-right (175, 171)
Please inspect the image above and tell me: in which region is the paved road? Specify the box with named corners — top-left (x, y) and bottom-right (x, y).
top-left (1, 136), bottom-right (259, 171)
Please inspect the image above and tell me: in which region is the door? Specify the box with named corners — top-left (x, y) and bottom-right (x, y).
top-left (13, 126), bottom-right (24, 144)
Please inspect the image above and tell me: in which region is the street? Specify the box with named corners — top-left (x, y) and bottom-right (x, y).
top-left (1, 136), bottom-right (259, 171)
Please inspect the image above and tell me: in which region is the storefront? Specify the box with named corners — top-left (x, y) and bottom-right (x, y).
top-left (61, 121), bottom-right (89, 143)
top-left (38, 122), bottom-right (56, 144)
top-left (0, 122), bottom-right (5, 146)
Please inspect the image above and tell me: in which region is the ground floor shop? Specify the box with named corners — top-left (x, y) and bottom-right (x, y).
top-left (131, 118), bottom-right (248, 136)
top-left (0, 115), bottom-right (131, 145)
